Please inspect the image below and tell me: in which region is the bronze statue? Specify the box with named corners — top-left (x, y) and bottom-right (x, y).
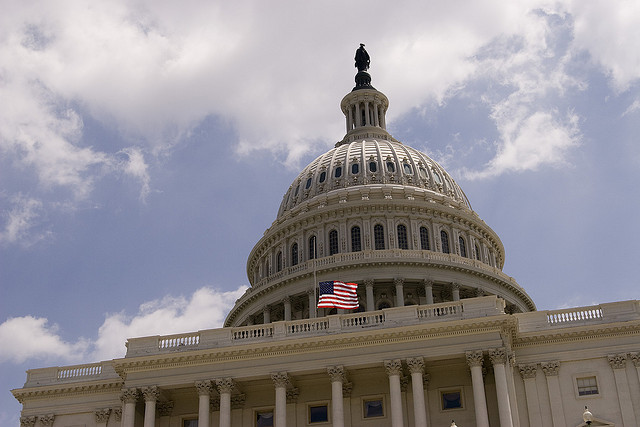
top-left (355, 43), bottom-right (370, 72)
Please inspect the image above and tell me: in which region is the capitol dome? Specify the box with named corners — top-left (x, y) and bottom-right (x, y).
top-left (225, 54), bottom-right (534, 327)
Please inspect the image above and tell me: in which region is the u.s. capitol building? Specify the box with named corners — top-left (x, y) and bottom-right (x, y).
top-left (12, 48), bottom-right (640, 427)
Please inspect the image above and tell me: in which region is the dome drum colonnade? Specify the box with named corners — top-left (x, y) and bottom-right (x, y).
top-left (225, 51), bottom-right (535, 328)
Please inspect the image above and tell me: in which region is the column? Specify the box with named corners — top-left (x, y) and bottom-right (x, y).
top-left (113, 408), bottom-right (122, 425)
top-left (216, 378), bottom-right (234, 427)
top-left (489, 348), bottom-right (513, 427)
top-left (630, 352), bottom-right (640, 385)
top-left (395, 278), bottom-right (405, 307)
top-left (365, 280), bottom-right (375, 311)
top-left (451, 283), bottom-right (460, 301)
top-left (94, 409), bottom-right (111, 427)
top-left (308, 290), bottom-right (316, 318)
top-left (272, 372), bottom-right (289, 427)
top-left (263, 305), bottom-right (271, 324)
top-left (423, 280), bottom-right (434, 305)
top-left (142, 386), bottom-right (159, 427)
top-left (195, 380), bottom-right (213, 427)
top-left (518, 364), bottom-right (542, 427)
top-left (327, 366), bottom-right (346, 427)
top-left (121, 388), bottom-right (138, 427)
top-left (506, 354), bottom-right (520, 427)
top-left (465, 351), bottom-right (489, 427)
top-left (608, 353), bottom-right (635, 427)
top-left (407, 357), bottom-right (428, 427)
top-left (540, 361), bottom-right (566, 427)
top-left (157, 402), bottom-right (174, 427)
top-left (283, 297), bottom-right (292, 321)
top-left (384, 359), bottom-right (404, 427)
top-left (373, 102), bottom-right (380, 127)
top-left (364, 102), bottom-right (370, 126)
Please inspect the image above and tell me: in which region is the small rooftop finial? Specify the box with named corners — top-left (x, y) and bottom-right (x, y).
top-left (353, 44), bottom-right (374, 91)
top-left (355, 43), bottom-right (370, 71)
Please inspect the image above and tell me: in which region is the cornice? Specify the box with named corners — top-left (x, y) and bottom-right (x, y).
top-left (115, 317), bottom-right (513, 376)
top-left (514, 321), bottom-right (640, 348)
top-left (11, 380), bottom-right (123, 403)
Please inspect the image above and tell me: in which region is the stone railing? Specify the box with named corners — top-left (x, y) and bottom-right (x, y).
top-left (124, 296), bottom-right (506, 358)
top-left (516, 300), bottom-right (640, 333)
top-left (23, 361), bottom-right (120, 388)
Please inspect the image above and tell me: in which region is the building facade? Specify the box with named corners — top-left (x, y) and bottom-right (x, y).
top-left (12, 50), bottom-right (640, 427)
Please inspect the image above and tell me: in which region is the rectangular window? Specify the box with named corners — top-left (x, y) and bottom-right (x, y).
top-left (577, 376), bottom-right (599, 396)
top-left (256, 411), bottom-right (274, 427)
top-left (441, 390), bottom-right (462, 410)
top-left (363, 398), bottom-right (384, 418)
top-left (183, 420), bottom-right (198, 427)
top-left (309, 404), bottom-right (329, 423)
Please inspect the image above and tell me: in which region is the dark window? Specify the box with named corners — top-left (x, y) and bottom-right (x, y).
top-left (184, 420), bottom-right (198, 427)
top-left (319, 171), bottom-right (326, 183)
top-left (397, 224), bottom-right (408, 249)
top-left (291, 243), bottom-right (299, 266)
top-left (386, 161), bottom-right (395, 172)
top-left (294, 185), bottom-right (299, 196)
top-left (334, 167), bottom-right (342, 178)
top-left (403, 163), bottom-right (412, 174)
top-left (441, 391), bottom-right (462, 410)
top-left (369, 161), bottom-right (377, 172)
top-left (351, 226), bottom-right (361, 252)
top-left (419, 167), bottom-right (427, 179)
top-left (420, 226), bottom-right (430, 250)
top-left (276, 251), bottom-right (282, 272)
top-left (309, 236), bottom-right (317, 260)
top-left (441, 230), bottom-right (450, 254)
top-left (256, 411), bottom-right (274, 427)
top-left (432, 170), bottom-right (442, 184)
top-left (377, 301), bottom-right (391, 310)
top-left (305, 178), bottom-right (312, 189)
top-left (329, 230), bottom-right (339, 255)
top-left (475, 244), bottom-right (481, 261)
top-left (459, 237), bottom-right (467, 258)
top-left (309, 405), bottom-right (328, 423)
top-left (363, 399), bottom-right (384, 418)
top-left (351, 163), bottom-right (359, 174)
top-left (374, 224), bottom-right (385, 250)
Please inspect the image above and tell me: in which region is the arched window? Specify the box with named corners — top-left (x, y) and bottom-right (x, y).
top-left (369, 161), bottom-right (377, 172)
top-left (459, 237), bottom-right (467, 258)
top-left (474, 244), bottom-right (481, 261)
top-left (397, 224), bottom-right (408, 249)
top-left (441, 230), bottom-right (450, 254)
top-left (276, 251), bottom-right (283, 272)
top-left (351, 163), bottom-right (359, 174)
top-left (334, 166), bottom-right (342, 178)
top-left (319, 171), bottom-right (326, 183)
top-left (386, 161), bottom-right (396, 172)
top-left (305, 178), bottom-right (312, 189)
top-left (351, 226), bottom-right (362, 252)
top-left (374, 224), bottom-right (385, 250)
top-left (309, 236), bottom-right (317, 260)
top-left (264, 259), bottom-right (270, 277)
top-left (291, 243), bottom-right (299, 266)
top-left (420, 226), bottom-right (430, 250)
top-left (329, 230), bottom-right (339, 255)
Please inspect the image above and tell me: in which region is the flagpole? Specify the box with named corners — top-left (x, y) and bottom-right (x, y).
top-left (313, 258), bottom-right (317, 318)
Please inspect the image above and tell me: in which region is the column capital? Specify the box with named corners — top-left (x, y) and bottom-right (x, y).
top-left (394, 277), bottom-right (404, 286)
top-left (282, 296), bottom-right (291, 304)
top-left (210, 397), bottom-right (220, 412)
top-left (39, 415), bottom-right (55, 426)
top-left (271, 372), bottom-right (290, 388)
top-left (466, 350), bottom-right (484, 368)
top-left (422, 279), bottom-right (433, 287)
top-left (195, 380), bottom-right (213, 396)
top-left (286, 388), bottom-right (300, 403)
top-left (518, 364), bottom-right (538, 379)
top-left (120, 387), bottom-right (139, 403)
top-left (451, 282), bottom-right (461, 290)
top-left (263, 304), bottom-right (271, 311)
top-left (94, 408), bottom-right (111, 423)
top-left (364, 279), bottom-right (374, 287)
top-left (327, 366), bottom-right (345, 382)
top-left (541, 361), bottom-right (560, 376)
top-left (113, 408), bottom-right (122, 422)
top-left (343, 381), bottom-right (353, 398)
top-left (141, 385), bottom-right (160, 402)
top-left (19, 416), bottom-right (36, 427)
top-left (488, 347), bottom-right (508, 365)
top-left (608, 353), bottom-right (628, 369)
top-left (215, 378), bottom-right (235, 394)
top-left (629, 352), bottom-right (640, 367)
top-left (157, 401), bottom-right (174, 417)
top-left (232, 393), bottom-right (247, 409)
top-left (384, 359), bottom-right (403, 376)
top-left (406, 357), bottom-right (425, 374)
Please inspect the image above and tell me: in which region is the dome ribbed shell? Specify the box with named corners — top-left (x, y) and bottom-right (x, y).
top-left (277, 138), bottom-right (471, 219)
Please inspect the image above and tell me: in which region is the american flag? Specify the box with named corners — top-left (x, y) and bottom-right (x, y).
top-left (317, 281), bottom-right (359, 309)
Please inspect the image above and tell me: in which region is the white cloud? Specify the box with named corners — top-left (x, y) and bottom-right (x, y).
top-left (0, 286), bottom-right (246, 364)
top-left (0, 195), bottom-right (48, 246)
top-left (117, 147), bottom-right (151, 202)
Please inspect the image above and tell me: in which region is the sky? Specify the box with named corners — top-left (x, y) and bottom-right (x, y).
top-left (1, 0), bottom-right (639, 424)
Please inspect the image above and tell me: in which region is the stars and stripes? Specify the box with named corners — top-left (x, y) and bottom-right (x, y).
top-left (317, 281), bottom-right (359, 309)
